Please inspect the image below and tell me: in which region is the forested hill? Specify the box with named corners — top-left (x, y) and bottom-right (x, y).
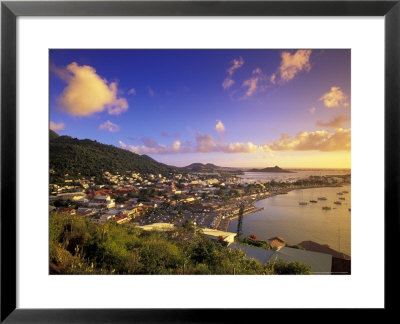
top-left (49, 130), bottom-right (176, 182)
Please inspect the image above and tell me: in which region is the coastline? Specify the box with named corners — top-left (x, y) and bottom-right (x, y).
top-left (217, 183), bottom-right (349, 232)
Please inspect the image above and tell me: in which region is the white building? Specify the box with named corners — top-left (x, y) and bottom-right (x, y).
top-left (89, 195), bottom-right (115, 208)
top-left (200, 228), bottom-right (237, 245)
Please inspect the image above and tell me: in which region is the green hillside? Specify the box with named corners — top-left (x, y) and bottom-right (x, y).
top-left (50, 130), bottom-right (176, 183)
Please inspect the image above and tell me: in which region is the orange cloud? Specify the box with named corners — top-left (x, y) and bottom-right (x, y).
top-left (316, 115), bottom-right (350, 128)
top-left (268, 128), bottom-right (351, 152)
top-left (276, 50), bottom-right (312, 83)
top-left (309, 107), bottom-right (316, 115)
top-left (319, 86), bottom-right (349, 108)
top-left (242, 68), bottom-right (267, 98)
top-left (50, 121), bottom-right (65, 131)
top-left (220, 142), bottom-right (272, 154)
top-left (222, 57), bottom-right (244, 90)
top-left (52, 62), bottom-right (128, 117)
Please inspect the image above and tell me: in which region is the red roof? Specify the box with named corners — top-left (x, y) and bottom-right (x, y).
top-left (267, 237), bottom-right (286, 249)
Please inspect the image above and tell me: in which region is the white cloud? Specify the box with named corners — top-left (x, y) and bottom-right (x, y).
top-left (172, 140), bottom-right (181, 151)
top-left (52, 62), bottom-right (128, 116)
top-left (195, 132), bottom-right (218, 153)
top-left (119, 140), bottom-right (127, 149)
top-left (216, 120), bottom-right (225, 134)
top-left (120, 137), bottom-right (186, 155)
top-left (120, 131), bottom-right (272, 155)
top-left (99, 120), bottom-right (120, 132)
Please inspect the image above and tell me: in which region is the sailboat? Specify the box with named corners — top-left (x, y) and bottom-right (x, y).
top-left (309, 190), bottom-right (317, 203)
top-left (317, 171), bottom-right (327, 201)
top-left (299, 190), bottom-right (307, 205)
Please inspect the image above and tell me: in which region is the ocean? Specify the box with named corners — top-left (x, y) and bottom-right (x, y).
top-left (228, 184), bottom-right (351, 256)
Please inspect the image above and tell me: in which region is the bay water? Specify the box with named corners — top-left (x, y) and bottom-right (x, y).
top-left (228, 184), bottom-right (351, 256)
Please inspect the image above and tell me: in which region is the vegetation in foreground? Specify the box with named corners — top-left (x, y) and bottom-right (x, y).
top-left (50, 213), bottom-right (311, 275)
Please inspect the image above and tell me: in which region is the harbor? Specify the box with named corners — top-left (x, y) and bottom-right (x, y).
top-left (227, 184), bottom-right (351, 256)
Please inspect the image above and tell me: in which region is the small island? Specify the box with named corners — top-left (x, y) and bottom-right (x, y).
top-left (247, 165), bottom-right (294, 173)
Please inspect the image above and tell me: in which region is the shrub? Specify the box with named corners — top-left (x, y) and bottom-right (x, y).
top-left (266, 259), bottom-right (312, 274)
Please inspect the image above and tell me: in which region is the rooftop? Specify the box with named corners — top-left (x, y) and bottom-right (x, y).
top-left (200, 228), bottom-right (237, 239)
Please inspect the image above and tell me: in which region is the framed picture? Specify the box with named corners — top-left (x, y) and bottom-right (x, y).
top-left (1, 0), bottom-right (398, 321)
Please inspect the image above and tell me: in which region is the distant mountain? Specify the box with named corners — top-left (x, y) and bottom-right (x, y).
top-left (247, 165), bottom-right (294, 173)
top-left (49, 131), bottom-right (177, 183)
top-left (181, 162), bottom-right (244, 174)
top-left (182, 163), bottom-right (221, 171)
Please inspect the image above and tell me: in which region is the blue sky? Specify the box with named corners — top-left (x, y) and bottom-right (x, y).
top-left (49, 49), bottom-right (351, 168)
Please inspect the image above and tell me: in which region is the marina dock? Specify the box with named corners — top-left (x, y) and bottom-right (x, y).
top-left (218, 206), bottom-right (264, 231)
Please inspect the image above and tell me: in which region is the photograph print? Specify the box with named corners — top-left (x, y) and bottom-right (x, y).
top-left (49, 49), bottom-right (351, 275)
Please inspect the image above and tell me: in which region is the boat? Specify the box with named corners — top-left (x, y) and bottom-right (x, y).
top-left (299, 190), bottom-right (307, 205)
top-left (337, 192), bottom-right (343, 195)
top-left (318, 197), bottom-right (327, 200)
top-left (348, 208), bottom-right (351, 212)
top-left (322, 206), bottom-right (331, 210)
top-left (309, 191), bottom-right (317, 203)
top-left (338, 197), bottom-right (345, 200)
top-left (342, 190), bottom-right (349, 193)
top-left (334, 201), bottom-right (342, 205)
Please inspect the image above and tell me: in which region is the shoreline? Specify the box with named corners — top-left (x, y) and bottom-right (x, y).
top-left (217, 183), bottom-right (349, 232)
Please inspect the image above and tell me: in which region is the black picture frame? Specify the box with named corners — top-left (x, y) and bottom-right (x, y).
top-left (1, 0), bottom-right (398, 321)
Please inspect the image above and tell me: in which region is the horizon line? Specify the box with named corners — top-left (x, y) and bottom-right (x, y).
top-left (50, 130), bottom-right (351, 171)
